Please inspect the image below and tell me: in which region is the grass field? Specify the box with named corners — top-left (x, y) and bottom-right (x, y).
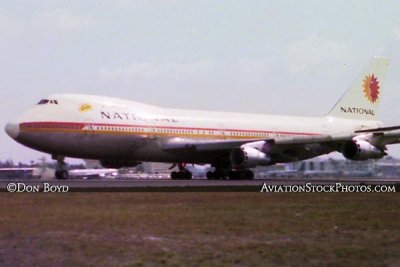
top-left (0, 192), bottom-right (399, 267)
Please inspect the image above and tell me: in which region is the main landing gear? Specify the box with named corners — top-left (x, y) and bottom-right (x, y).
top-left (53, 155), bottom-right (69, 180)
top-left (170, 163), bottom-right (192, 180)
top-left (206, 169), bottom-right (254, 180)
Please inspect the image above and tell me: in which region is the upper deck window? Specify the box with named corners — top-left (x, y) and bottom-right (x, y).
top-left (37, 99), bottom-right (59, 105)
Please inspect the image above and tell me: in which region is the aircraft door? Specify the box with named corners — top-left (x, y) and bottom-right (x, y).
top-left (84, 122), bottom-right (95, 135)
top-left (217, 122), bottom-right (227, 140)
top-left (146, 120), bottom-right (157, 140)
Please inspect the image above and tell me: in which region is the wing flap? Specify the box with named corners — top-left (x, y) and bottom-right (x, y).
top-left (272, 135), bottom-right (349, 146)
top-left (371, 131), bottom-right (400, 146)
top-left (162, 125), bottom-right (400, 162)
top-left (355, 125), bottom-right (400, 133)
top-left (162, 134), bottom-right (352, 154)
top-left (162, 138), bottom-right (264, 152)
top-left (353, 125), bottom-right (400, 146)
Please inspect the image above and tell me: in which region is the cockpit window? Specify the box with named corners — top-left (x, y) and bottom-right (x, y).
top-left (37, 99), bottom-right (49, 105)
top-left (37, 99), bottom-right (59, 105)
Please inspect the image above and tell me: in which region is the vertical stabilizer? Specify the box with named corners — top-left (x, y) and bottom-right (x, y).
top-left (327, 57), bottom-right (389, 120)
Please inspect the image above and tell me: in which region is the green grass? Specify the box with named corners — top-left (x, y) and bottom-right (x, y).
top-left (0, 193), bottom-right (399, 266)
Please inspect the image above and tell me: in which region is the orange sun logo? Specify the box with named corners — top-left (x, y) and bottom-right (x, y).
top-left (363, 74), bottom-right (380, 103)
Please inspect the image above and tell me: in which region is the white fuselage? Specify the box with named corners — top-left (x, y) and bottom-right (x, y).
top-left (6, 94), bottom-right (382, 164)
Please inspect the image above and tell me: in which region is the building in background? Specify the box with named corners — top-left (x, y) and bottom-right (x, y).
top-left (1, 157), bottom-right (400, 179)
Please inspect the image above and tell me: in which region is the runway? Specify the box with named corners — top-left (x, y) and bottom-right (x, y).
top-left (1, 177), bottom-right (399, 192)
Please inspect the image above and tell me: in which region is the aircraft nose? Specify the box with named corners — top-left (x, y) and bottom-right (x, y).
top-left (5, 121), bottom-right (20, 139)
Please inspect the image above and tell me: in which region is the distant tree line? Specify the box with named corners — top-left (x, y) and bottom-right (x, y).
top-left (0, 160), bottom-right (29, 168)
top-left (0, 159), bottom-right (85, 169)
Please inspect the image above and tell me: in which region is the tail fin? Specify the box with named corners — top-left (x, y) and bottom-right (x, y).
top-left (327, 57), bottom-right (389, 120)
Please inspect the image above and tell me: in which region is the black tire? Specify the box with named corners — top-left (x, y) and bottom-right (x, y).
top-left (228, 171), bottom-right (238, 180)
top-left (171, 171), bottom-right (178, 180)
top-left (185, 171), bottom-right (192, 180)
top-left (206, 171), bottom-right (214, 180)
top-left (214, 171), bottom-right (223, 180)
top-left (55, 170), bottom-right (69, 180)
top-left (245, 170), bottom-right (254, 180)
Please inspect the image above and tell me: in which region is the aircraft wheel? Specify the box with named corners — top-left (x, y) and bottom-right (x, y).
top-left (228, 171), bottom-right (238, 180)
top-left (55, 170), bottom-right (69, 180)
top-left (206, 171), bottom-right (214, 180)
top-left (214, 171), bottom-right (224, 180)
top-left (171, 171), bottom-right (178, 180)
top-left (184, 171), bottom-right (192, 180)
top-left (245, 170), bottom-right (254, 180)
top-left (172, 171), bottom-right (192, 180)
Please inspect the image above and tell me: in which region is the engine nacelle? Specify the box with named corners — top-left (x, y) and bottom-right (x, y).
top-left (342, 140), bottom-right (385, 161)
top-left (100, 159), bottom-right (141, 169)
top-left (230, 146), bottom-right (271, 169)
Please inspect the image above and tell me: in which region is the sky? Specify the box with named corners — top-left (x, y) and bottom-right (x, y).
top-left (1, 0), bottom-right (400, 164)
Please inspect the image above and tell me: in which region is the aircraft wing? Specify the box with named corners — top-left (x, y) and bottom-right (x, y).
top-left (355, 125), bottom-right (400, 133)
top-left (162, 129), bottom-right (400, 161)
top-left (355, 126), bottom-right (400, 146)
top-left (162, 138), bottom-right (266, 152)
top-left (364, 131), bottom-right (400, 146)
top-left (162, 134), bottom-right (351, 154)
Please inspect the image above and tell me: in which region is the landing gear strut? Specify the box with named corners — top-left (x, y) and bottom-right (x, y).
top-left (170, 163), bottom-right (192, 180)
top-left (53, 155), bottom-right (69, 180)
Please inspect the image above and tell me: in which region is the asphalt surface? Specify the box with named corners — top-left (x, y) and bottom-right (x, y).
top-left (1, 177), bottom-right (399, 192)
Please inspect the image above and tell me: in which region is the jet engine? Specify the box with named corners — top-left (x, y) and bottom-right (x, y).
top-left (230, 146), bottom-right (271, 169)
top-left (100, 159), bottom-right (141, 169)
top-left (342, 139), bottom-right (385, 161)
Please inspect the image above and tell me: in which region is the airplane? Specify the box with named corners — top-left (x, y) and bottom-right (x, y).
top-left (69, 168), bottom-right (118, 179)
top-left (184, 164), bottom-right (212, 178)
top-left (5, 57), bottom-right (400, 180)
top-left (0, 167), bottom-right (37, 179)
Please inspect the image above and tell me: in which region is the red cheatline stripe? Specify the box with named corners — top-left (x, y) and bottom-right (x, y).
top-left (21, 122), bottom-right (85, 129)
top-left (20, 121), bottom-right (321, 136)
